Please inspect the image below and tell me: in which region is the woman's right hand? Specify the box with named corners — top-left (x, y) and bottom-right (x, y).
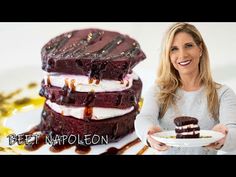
top-left (146, 126), bottom-right (170, 151)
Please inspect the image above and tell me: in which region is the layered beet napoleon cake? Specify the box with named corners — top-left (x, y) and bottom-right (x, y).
top-left (174, 116), bottom-right (200, 138)
top-left (39, 29), bottom-right (146, 145)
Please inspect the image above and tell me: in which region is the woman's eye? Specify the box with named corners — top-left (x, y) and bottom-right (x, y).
top-left (186, 43), bottom-right (193, 48)
top-left (171, 47), bottom-right (178, 52)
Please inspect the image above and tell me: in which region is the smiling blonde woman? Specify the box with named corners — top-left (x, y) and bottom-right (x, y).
top-left (135, 22), bottom-right (236, 154)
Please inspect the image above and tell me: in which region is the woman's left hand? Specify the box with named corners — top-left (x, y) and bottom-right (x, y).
top-left (206, 124), bottom-right (228, 150)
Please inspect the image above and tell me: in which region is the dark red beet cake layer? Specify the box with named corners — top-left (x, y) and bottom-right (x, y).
top-left (39, 104), bottom-right (138, 145)
top-left (41, 29), bottom-right (146, 81)
top-left (39, 78), bottom-right (142, 109)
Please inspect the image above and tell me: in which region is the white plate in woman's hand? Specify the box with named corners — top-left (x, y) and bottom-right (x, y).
top-left (151, 130), bottom-right (225, 147)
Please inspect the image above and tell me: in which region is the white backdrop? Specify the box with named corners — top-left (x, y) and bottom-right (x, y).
top-left (0, 22), bottom-right (236, 94)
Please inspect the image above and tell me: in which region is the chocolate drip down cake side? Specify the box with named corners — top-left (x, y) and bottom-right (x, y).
top-left (39, 29), bottom-right (146, 145)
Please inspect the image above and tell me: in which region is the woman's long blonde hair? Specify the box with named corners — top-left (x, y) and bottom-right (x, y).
top-left (156, 22), bottom-right (220, 119)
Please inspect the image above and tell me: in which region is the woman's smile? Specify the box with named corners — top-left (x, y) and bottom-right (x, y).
top-left (178, 59), bottom-right (192, 66)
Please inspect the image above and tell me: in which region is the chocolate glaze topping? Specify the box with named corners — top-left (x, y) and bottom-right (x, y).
top-left (41, 29), bottom-right (146, 81)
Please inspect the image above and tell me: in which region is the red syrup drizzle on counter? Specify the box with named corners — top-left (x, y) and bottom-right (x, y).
top-left (100, 138), bottom-right (141, 155)
top-left (21, 126), bottom-right (46, 151)
top-left (75, 144), bottom-right (91, 154)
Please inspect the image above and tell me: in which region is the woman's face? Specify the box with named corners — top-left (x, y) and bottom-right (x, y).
top-left (169, 32), bottom-right (202, 77)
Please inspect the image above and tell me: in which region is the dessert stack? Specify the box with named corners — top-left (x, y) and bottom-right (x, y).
top-left (39, 29), bottom-right (146, 145)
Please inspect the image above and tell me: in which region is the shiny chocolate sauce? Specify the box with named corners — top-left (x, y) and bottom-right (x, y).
top-left (46, 32), bottom-right (73, 56)
top-left (75, 144), bottom-right (91, 155)
top-left (19, 126), bottom-right (43, 151)
top-left (60, 31), bottom-right (103, 58)
top-left (47, 76), bottom-right (51, 87)
top-left (24, 134), bottom-right (47, 151)
top-left (43, 30), bottom-right (142, 81)
top-left (83, 91), bottom-right (95, 120)
top-left (100, 138), bottom-right (141, 155)
top-left (49, 142), bottom-right (73, 153)
top-left (57, 78), bottom-right (77, 105)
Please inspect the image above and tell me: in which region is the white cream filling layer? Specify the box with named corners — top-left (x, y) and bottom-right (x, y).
top-left (176, 124), bottom-right (199, 130)
top-left (44, 72), bottom-right (139, 92)
top-left (46, 100), bottom-right (134, 120)
top-left (178, 131), bottom-right (200, 135)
